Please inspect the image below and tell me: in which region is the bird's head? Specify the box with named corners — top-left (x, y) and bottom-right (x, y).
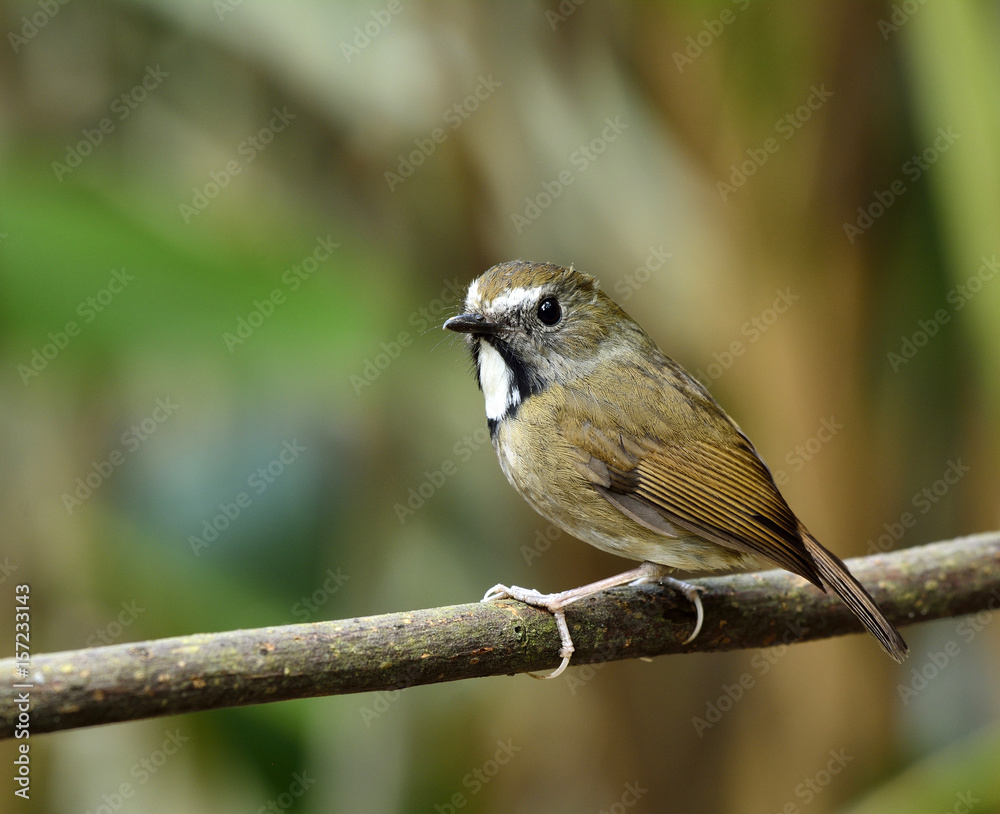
top-left (444, 260), bottom-right (650, 430)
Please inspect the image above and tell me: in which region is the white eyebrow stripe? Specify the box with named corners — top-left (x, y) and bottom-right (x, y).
top-left (465, 278), bottom-right (481, 310)
top-left (485, 285), bottom-right (544, 314)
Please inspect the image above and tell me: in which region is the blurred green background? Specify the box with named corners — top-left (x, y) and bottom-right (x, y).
top-left (2, 1), bottom-right (999, 812)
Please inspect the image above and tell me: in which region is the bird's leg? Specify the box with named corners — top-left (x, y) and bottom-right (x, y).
top-left (482, 562), bottom-right (705, 679)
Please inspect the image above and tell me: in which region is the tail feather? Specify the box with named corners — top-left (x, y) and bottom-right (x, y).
top-left (802, 535), bottom-right (908, 663)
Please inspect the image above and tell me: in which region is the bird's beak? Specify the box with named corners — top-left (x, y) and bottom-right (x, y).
top-left (443, 312), bottom-right (503, 336)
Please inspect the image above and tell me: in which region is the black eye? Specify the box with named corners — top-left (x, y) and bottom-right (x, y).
top-left (537, 296), bottom-right (562, 326)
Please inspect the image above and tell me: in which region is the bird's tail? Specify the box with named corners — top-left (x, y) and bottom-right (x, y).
top-left (801, 534), bottom-right (908, 663)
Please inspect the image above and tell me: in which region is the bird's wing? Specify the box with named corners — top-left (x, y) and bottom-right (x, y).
top-left (559, 376), bottom-right (822, 586)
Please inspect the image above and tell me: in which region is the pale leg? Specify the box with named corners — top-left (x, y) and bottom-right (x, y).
top-left (483, 561), bottom-right (704, 679)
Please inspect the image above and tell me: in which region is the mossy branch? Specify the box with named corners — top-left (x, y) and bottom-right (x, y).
top-left (2, 532), bottom-right (999, 738)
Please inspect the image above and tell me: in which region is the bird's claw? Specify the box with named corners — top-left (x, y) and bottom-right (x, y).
top-left (482, 584), bottom-right (573, 679)
top-left (481, 572), bottom-right (706, 680)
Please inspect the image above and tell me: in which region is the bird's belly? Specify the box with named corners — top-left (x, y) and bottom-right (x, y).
top-left (494, 432), bottom-right (753, 573)
top-left (542, 508), bottom-right (753, 572)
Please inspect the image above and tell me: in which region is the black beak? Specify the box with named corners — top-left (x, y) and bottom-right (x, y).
top-left (443, 312), bottom-right (503, 336)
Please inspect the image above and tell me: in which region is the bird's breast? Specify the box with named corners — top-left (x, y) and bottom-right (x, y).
top-left (492, 397), bottom-right (757, 573)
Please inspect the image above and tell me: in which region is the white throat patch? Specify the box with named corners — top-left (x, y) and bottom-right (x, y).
top-left (478, 341), bottom-right (520, 421)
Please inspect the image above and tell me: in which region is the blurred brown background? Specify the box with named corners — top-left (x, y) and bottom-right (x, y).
top-left (1, 1), bottom-right (999, 812)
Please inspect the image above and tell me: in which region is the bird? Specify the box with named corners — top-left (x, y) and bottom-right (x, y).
top-left (444, 260), bottom-right (907, 678)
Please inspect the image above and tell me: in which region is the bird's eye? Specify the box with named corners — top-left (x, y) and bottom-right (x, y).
top-left (536, 296), bottom-right (562, 326)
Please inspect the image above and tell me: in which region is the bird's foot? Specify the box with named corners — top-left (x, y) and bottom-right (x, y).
top-left (482, 567), bottom-right (705, 680)
top-left (482, 584), bottom-right (575, 679)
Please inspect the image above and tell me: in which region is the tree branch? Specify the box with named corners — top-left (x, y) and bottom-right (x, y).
top-left (3, 532), bottom-right (999, 738)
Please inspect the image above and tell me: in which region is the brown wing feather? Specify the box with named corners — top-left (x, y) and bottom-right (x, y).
top-left (630, 440), bottom-right (822, 585)
top-left (559, 365), bottom-right (822, 586)
top-left (555, 351), bottom-right (906, 660)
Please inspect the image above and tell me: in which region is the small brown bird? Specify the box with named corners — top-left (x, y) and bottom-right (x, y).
top-left (445, 261), bottom-right (907, 677)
